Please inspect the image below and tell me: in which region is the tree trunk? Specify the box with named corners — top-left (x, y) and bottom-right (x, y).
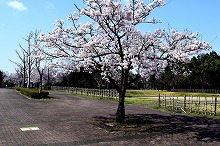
top-left (107, 69), bottom-right (129, 123)
top-left (39, 74), bottom-right (43, 94)
top-left (116, 93), bottom-right (125, 123)
top-left (27, 71), bottom-right (31, 88)
top-left (23, 70), bottom-right (26, 88)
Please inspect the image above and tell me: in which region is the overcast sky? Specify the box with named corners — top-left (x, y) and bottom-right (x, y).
top-left (0, 0), bottom-right (219, 73)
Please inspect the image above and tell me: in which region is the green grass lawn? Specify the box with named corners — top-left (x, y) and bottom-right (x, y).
top-left (126, 90), bottom-right (220, 97)
top-left (125, 89), bottom-right (220, 106)
top-left (53, 90), bottom-right (220, 118)
top-left (52, 89), bottom-right (220, 105)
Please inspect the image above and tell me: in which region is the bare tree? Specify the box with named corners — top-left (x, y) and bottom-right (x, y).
top-left (22, 30), bottom-right (40, 88)
top-left (10, 49), bottom-right (27, 87)
top-left (10, 30), bottom-right (40, 88)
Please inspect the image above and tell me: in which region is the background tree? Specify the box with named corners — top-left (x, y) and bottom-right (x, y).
top-left (147, 74), bottom-right (157, 89)
top-left (186, 51), bottom-right (220, 89)
top-left (38, 0), bottom-right (211, 122)
top-left (2, 72), bottom-right (16, 88)
top-left (10, 49), bottom-right (27, 87)
top-left (32, 50), bottom-right (52, 93)
top-left (24, 30), bottom-right (39, 88)
top-left (148, 51), bottom-right (220, 90)
top-left (14, 66), bottom-right (25, 87)
top-left (158, 66), bottom-right (175, 90)
top-left (0, 70), bottom-right (4, 88)
top-left (10, 30), bottom-right (38, 88)
top-left (55, 70), bottom-right (98, 88)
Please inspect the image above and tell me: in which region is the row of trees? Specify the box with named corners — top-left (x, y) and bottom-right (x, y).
top-left (149, 51), bottom-right (220, 90)
top-left (10, 31), bottom-right (38, 88)
top-left (0, 71), bottom-right (16, 88)
top-left (10, 0), bottom-right (211, 122)
top-left (10, 31), bottom-right (61, 91)
top-left (9, 49), bottom-right (220, 91)
top-left (57, 51), bottom-right (220, 91)
top-left (54, 69), bottom-right (146, 90)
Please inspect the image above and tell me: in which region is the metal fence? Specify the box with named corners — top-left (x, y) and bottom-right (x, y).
top-left (158, 94), bottom-right (219, 116)
top-left (51, 86), bottom-right (119, 99)
top-left (171, 89), bottom-right (220, 94)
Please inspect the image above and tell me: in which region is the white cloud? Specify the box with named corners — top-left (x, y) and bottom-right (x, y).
top-left (7, 0), bottom-right (27, 11)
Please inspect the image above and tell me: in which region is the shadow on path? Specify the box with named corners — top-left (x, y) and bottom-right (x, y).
top-left (93, 113), bottom-right (220, 142)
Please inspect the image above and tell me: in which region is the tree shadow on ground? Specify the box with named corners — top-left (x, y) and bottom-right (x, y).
top-left (92, 113), bottom-right (220, 142)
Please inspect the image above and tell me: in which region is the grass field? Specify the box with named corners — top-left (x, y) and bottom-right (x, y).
top-left (126, 90), bottom-right (220, 97)
top-left (52, 89), bottom-right (220, 118)
top-left (124, 89), bottom-right (220, 107)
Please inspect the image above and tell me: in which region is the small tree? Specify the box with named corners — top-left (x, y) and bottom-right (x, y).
top-left (10, 31), bottom-right (39, 88)
top-left (39, 0), bottom-right (211, 122)
top-left (24, 30), bottom-right (39, 88)
top-left (32, 49), bottom-right (52, 93)
top-left (10, 49), bottom-right (27, 87)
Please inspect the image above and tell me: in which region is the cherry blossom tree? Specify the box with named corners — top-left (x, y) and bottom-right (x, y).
top-left (32, 43), bottom-right (53, 92)
top-left (38, 0), bottom-right (211, 122)
top-left (25, 30), bottom-right (40, 88)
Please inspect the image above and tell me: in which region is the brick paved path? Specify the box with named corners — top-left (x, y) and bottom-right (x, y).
top-left (0, 88), bottom-right (220, 146)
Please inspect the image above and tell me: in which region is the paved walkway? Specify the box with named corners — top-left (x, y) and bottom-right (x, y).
top-left (0, 88), bottom-right (220, 146)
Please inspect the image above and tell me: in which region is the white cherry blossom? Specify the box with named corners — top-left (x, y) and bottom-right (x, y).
top-left (38, 0), bottom-right (211, 122)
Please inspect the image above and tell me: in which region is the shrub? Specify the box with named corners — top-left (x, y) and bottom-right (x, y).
top-left (15, 87), bottom-right (50, 99)
top-left (43, 84), bottom-right (51, 90)
top-left (15, 87), bottom-right (22, 91)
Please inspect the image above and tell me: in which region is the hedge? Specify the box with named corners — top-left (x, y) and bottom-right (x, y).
top-left (15, 87), bottom-right (50, 99)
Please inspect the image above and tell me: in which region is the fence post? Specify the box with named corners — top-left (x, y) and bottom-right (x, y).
top-left (190, 96), bottom-right (193, 113)
top-left (214, 97), bottom-right (217, 116)
top-left (164, 94), bottom-right (166, 107)
top-left (211, 97), bottom-right (213, 115)
top-left (205, 97), bottom-right (207, 115)
top-left (158, 93), bottom-right (161, 107)
top-left (101, 89), bottom-right (103, 98)
top-left (183, 95), bottom-right (186, 110)
top-left (172, 97), bottom-right (174, 111)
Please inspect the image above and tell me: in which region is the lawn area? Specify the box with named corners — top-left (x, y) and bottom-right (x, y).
top-left (125, 89), bottom-right (220, 106)
top-left (126, 89), bottom-right (220, 97)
